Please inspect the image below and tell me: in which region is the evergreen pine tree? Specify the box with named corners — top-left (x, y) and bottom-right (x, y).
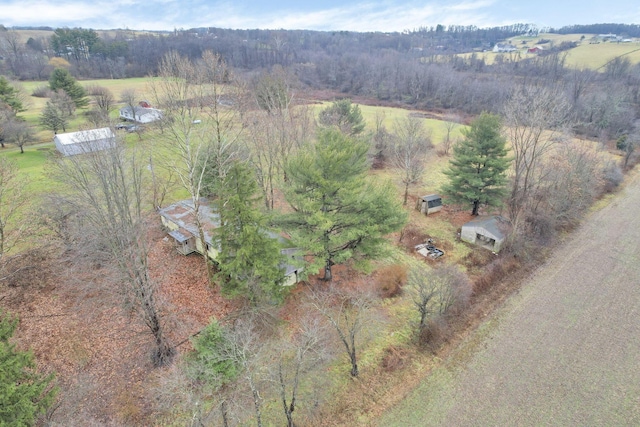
top-left (318, 99), bottom-right (365, 136)
top-left (284, 129), bottom-right (406, 281)
top-left (0, 77), bottom-right (24, 113)
top-left (48, 68), bottom-right (88, 108)
top-left (0, 310), bottom-right (57, 426)
top-left (215, 162), bottom-right (287, 304)
top-left (39, 100), bottom-right (68, 134)
top-left (442, 112), bottom-right (511, 215)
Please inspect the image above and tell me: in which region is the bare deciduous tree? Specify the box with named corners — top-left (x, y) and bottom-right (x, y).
top-left (86, 85), bottom-right (115, 126)
top-left (503, 84), bottom-right (571, 223)
top-left (620, 123), bottom-right (640, 169)
top-left (310, 286), bottom-right (376, 377)
top-left (539, 140), bottom-right (604, 229)
top-left (274, 315), bottom-right (329, 427)
top-left (150, 50), bottom-right (244, 278)
top-left (371, 110), bottom-right (392, 168)
top-left (391, 116), bottom-right (432, 205)
top-left (51, 143), bottom-right (174, 366)
top-left (407, 264), bottom-right (471, 338)
top-left (120, 88), bottom-right (138, 116)
top-left (3, 119), bottom-right (33, 154)
top-left (441, 112), bottom-right (460, 156)
top-left (245, 71), bottom-right (312, 209)
top-left (222, 315), bottom-right (271, 427)
top-left (0, 158), bottom-right (28, 268)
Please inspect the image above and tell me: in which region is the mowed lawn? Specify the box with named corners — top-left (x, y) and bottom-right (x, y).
top-left (379, 171), bottom-right (640, 426)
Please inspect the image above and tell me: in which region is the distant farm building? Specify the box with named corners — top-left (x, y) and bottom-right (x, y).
top-left (119, 102), bottom-right (163, 124)
top-left (493, 43), bottom-right (518, 53)
top-left (159, 199), bottom-right (302, 286)
top-left (416, 194), bottom-right (443, 215)
top-left (527, 46), bottom-right (543, 54)
top-left (460, 215), bottom-right (511, 253)
top-left (53, 127), bottom-right (116, 156)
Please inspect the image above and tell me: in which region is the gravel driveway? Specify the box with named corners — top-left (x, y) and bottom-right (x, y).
top-left (380, 173), bottom-right (640, 426)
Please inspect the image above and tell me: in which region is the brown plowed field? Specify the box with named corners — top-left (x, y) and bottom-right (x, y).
top-left (381, 172), bottom-right (640, 426)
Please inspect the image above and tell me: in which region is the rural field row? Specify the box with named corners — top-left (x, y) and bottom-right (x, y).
top-left (380, 171), bottom-right (640, 426)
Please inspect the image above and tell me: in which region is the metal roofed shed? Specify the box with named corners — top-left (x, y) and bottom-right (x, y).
top-left (416, 194), bottom-right (443, 215)
top-left (460, 215), bottom-right (511, 253)
top-left (53, 127), bottom-right (117, 156)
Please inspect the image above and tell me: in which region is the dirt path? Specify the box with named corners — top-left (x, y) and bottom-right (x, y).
top-left (380, 172), bottom-right (640, 426)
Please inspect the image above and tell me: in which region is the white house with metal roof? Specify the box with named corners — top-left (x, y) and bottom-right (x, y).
top-left (119, 106), bottom-right (163, 124)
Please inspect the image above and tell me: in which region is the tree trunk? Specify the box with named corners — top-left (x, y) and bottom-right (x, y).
top-left (403, 181), bottom-right (409, 206)
top-left (323, 261), bottom-right (333, 281)
top-left (472, 199), bottom-right (480, 216)
top-left (148, 308), bottom-right (175, 366)
top-left (349, 350), bottom-right (359, 377)
top-left (251, 384), bottom-right (263, 427)
top-left (220, 400), bottom-right (229, 427)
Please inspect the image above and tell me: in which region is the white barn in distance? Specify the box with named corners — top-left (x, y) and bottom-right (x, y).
top-left (54, 128), bottom-right (117, 156)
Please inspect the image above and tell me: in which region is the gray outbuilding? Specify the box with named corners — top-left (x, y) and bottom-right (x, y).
top-left (460, 215), bottom-right (510, 253)
top-left (416, 194), bottom-right (443, 215)
top-left (53, 127), bottom-right (117, 156)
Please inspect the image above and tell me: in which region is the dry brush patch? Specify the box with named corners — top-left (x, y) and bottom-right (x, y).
top-left (1, 223), bottom-right (238, 425)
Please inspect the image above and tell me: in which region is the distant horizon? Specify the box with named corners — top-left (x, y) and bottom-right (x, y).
top-left (5, 22), bottom-right (640, 34)
top-left (1, 1), bottom-right (639, 33)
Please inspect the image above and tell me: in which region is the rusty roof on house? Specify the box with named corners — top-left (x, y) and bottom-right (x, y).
top-left (159, 199), bottom-right (220, 246)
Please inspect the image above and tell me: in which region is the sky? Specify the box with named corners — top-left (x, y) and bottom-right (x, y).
top-left (1, 0), bottom-right (639, 32)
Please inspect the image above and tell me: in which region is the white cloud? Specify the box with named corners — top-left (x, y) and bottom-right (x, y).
top-left (0, 0), bottom-right (638, 32)
top-left (192, 1), bottom-right (499, 32)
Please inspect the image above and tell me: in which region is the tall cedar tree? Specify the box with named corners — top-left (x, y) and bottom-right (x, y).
top-left (0, 77), bottom-right (24, 113)
top-left (48, 68), bottom-right (88, 108)
top-left (215, 162), bottom-right (287, 304)
top-left (284, 129), bottom-right (406, 281)
top-left (442, 112), bottom-right (510, 216)
top-left (0, 310), bottom-right (57, 426)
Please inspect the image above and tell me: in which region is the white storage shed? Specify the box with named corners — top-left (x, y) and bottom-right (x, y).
top-left (54, 128), bottom-right (117, 156)
top-left (416, 194), bottom-right (443, 215)
top-left (460, 215), bottom-right (510, 253)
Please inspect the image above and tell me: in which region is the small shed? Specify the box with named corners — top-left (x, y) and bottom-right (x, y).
top-left (460, 215), bottom-right (510, 253)
top-left (54, 127), bottom-right (116, 156)
top-left (416, 194), bottom-right (443, 215)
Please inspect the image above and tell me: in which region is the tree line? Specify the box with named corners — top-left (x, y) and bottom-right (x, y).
top-left (2, 23), bottom-right (640, 140)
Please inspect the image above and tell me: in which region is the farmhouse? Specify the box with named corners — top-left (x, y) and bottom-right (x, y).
top-left (119, 103), bottom-right (163, 124)
top-left (460, 215), bottom-right (511, 253)
top-left (416, 194), bottom-right (443, 215)
top-left (53, 127), bottom-right (117, 156)
top-left (159, 199), bottom-right (302, 286)
top-left (493, 43), bottom-right (518, 53)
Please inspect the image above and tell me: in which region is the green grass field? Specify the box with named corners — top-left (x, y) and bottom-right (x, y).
top-left (17, 77), bottom-right (159, 142)
top-left (452, 33), bottom-right (640, 69)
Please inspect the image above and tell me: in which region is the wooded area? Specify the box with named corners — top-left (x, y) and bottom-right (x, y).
top-left (0, 22), bottom-right (639, 425)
